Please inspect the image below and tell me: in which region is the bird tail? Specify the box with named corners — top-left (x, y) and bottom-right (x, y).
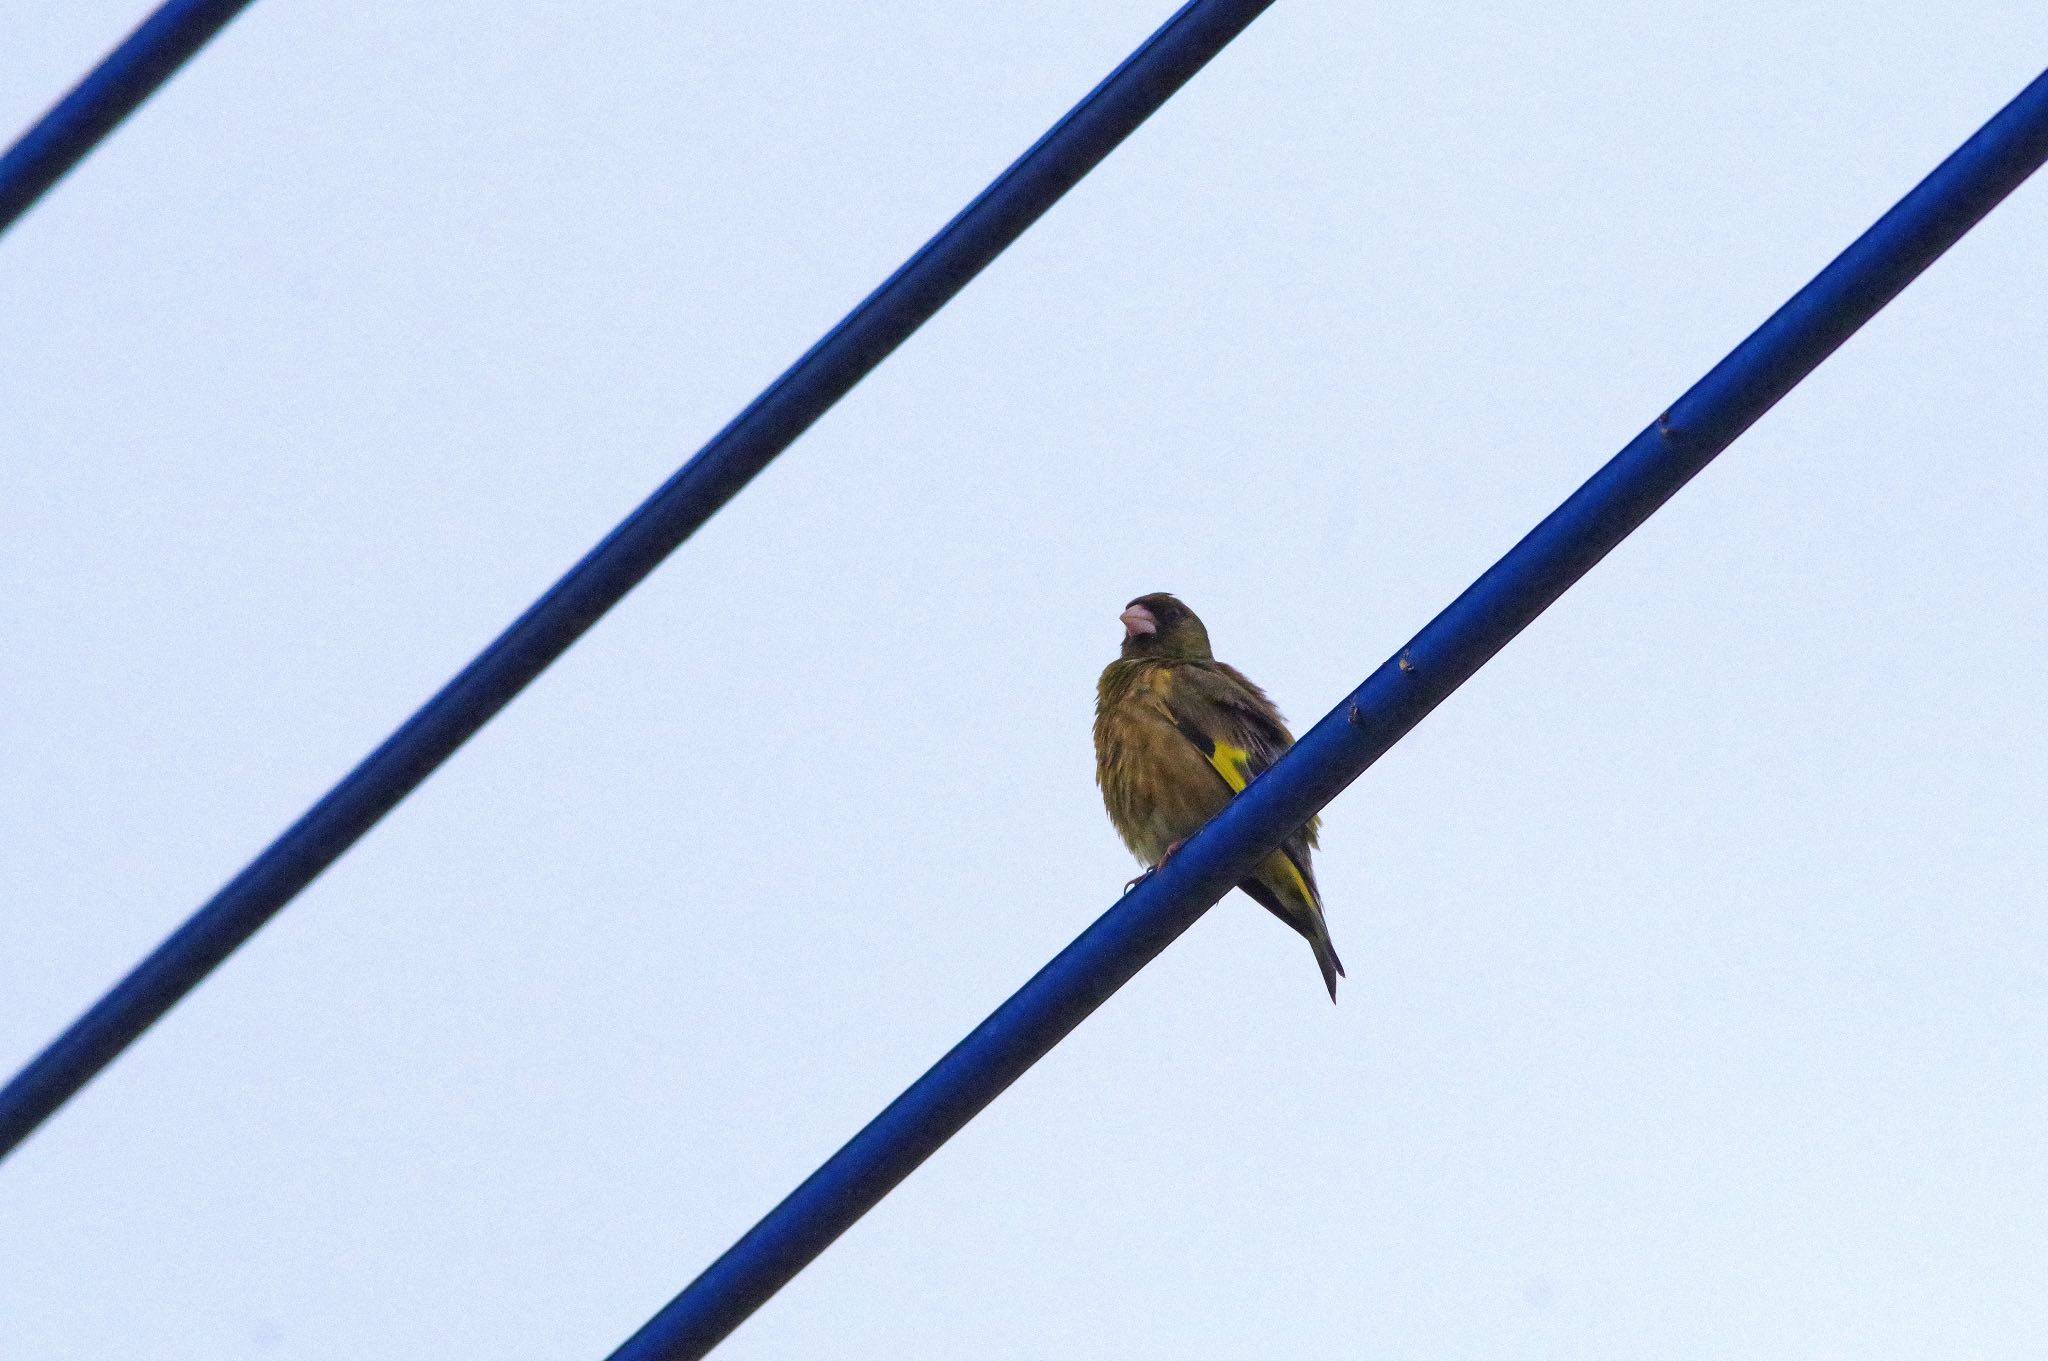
top-left (1240, 848), bottom-right (1346, 1003)
top-left (1306, 919), bottom-right (1345, 1003)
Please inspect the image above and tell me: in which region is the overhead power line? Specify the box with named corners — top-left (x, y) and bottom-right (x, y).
top-left (0, 0), bottom-right (260, 237)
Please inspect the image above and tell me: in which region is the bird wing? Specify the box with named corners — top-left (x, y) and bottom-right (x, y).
top-left (1163, 664), bottom-right (1297, 796)
top-left (1163, 665), bottom-right (1321, 899)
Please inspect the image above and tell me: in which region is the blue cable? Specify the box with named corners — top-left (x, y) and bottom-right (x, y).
top-left (0, 0), bottom-right (1282, 1160)
top-left (604, 65), bottom-right (2048, 1361)
top-left (0, 0), bottom-right (258, 236)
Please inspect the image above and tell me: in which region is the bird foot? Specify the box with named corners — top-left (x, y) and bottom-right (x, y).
top-left (1122, 840), bottom-right (1186, 894)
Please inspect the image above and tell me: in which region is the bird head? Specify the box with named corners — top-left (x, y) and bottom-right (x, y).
top-left (1118, 592), bottom-right (1213, 661)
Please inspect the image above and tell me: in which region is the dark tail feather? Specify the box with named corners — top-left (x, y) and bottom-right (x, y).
top-left (1239, 875), bottom-right (1346, 1003)
top-left (1311, 932), bottom-right (1345, 1003)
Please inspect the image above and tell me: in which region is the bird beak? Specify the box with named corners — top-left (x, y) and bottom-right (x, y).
top-left (1120, 605), bottom-right (1157, 640)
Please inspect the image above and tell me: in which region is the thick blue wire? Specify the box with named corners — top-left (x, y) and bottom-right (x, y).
top-left (0, 0), bottom-right (1282, 1160)
top-left (0, 0), bottom-right (258, 236)
top-left (604, 67), bottom-right (2048, 1361)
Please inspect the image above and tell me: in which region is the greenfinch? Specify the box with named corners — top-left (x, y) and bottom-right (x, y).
top-left (1094, 592), bottom-right (1345, 1000)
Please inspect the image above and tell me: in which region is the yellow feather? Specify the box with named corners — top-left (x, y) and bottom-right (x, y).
top-left (1204, 739), bottom-right (1254, 794)
top-left (1264, 847), bottom-right (1317, 909)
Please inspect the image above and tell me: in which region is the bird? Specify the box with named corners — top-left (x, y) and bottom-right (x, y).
top-left (1093, 592), bottom-right (1345, 1000)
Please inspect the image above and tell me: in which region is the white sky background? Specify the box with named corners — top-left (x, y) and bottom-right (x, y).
top-left (4, 3), bottom-right (2047, 1357)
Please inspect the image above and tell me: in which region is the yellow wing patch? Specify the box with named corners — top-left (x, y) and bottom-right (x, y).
top-left (1204, 739), bottom-right (1255, 793)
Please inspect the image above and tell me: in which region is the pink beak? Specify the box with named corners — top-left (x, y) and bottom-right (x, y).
top-left (1120, 605), bottom-right (1157, 640)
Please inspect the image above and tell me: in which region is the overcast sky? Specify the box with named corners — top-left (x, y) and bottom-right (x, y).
top-left (5, 3), bottom-right (2047, 1358)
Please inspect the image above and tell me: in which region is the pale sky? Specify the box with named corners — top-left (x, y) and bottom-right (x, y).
top-left (5, 3), bottom-right (2047, 1358)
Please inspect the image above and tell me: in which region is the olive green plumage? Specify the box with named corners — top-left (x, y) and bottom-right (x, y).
top-left (1093, 592), bottom-right (1346, 1000)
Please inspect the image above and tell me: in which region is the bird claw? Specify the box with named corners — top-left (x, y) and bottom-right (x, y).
top-left (1122, 840), bottom-right (1186, 894)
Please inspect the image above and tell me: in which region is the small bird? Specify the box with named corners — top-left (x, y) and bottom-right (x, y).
top-left (1094, 592), bottom-right (1345, 1000)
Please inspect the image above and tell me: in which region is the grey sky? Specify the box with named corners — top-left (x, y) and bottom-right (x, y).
top-left (5, 3), bottom-right (2047, 1357)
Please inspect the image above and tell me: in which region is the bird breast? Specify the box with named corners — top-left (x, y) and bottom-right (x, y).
top-left (1094, 663), bottom-right (1232, 865)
